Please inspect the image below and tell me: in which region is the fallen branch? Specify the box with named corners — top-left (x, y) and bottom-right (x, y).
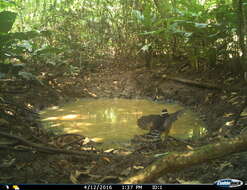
top-left (162, 75), bottom-right (222, 91)
top-left (0, 145), bottom-right (31, 152)
top-left (122, 132), bottom-right (247, 184)
top-left (0, 90), bottom-right (27, 94)
top-left (0, 131), bottom-right (97, 157)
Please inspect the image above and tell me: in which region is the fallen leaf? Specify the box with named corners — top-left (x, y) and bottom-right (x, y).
top-left (70, 172), bottom-right (79, 184)
top-left (82, 137), bottom-right (91, 145)
top-left (70, 170), bottom-right (90, 184)
top-left (104, 148), bottom-right (115, 153)
top-left (101, 157), bottom-right (111, 163)
top-left (0, 158), bottom-right (16, 168)
top-left (186, 145), bottom-right (194, 150)
top-left (154, 152), bottom-right (169, 158)
top-left (133, 166), bottom-right (144, 170)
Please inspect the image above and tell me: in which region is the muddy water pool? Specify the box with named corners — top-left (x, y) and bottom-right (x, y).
top-left (40, 99), bottom-right (207, 149)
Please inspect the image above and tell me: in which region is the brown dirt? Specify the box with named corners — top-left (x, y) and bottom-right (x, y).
top-left (1, 58), bottom-right (247, 184)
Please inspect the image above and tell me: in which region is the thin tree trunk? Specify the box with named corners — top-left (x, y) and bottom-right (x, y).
top-left (153, 0), bottom-right (170, 18)
top-left (237, 0), bottom-right (247, 70)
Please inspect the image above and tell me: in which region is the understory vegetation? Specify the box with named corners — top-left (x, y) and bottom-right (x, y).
top-left (1, 0), bottom-right (247, 77)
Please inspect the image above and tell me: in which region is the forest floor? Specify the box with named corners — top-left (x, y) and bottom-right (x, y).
top-left (1, 58), bottom-right (247, 184)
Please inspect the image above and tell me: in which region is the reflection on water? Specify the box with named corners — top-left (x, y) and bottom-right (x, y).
top-left (40, 98), bottom-right (207, 148)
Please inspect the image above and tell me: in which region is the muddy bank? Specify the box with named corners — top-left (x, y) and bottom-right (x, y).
top-left (57, 61), bottom-right (245, 137)
top-left (52, 60), bottom-right (247, 183)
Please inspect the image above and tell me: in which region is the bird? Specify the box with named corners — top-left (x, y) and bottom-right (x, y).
top-left (137, 109), bottom-right (170, 131)
top-left (137, 109), bottom-right (185, 143)
top-left (160, 109), bottom-right (185, 142)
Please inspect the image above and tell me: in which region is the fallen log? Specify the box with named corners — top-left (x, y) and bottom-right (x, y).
top-left (122, 132), bottom-right (247, 184)
top-left (162, 75), bottom-right (222, 91)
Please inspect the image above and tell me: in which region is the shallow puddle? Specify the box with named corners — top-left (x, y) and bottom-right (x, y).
top-left (40, 98), bottom-right (207, 149)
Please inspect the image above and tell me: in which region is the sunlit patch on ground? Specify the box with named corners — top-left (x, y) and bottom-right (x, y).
top-left (241, 108), bottom-right (247, 117)
top-left (225, 121), bottom-right (234, 126)
top-left (42, 116), bottom-right (59, 121)
top-left (51, 123), bottom-right (62, 127)
top-left (91, 137), bottom-right (104, 142)
top-left (48, 106), bottom-right (60, 110)
top-left (61, 114), bottom-right (79, 120)
top-left (223, 112), bottom-right (235, 118)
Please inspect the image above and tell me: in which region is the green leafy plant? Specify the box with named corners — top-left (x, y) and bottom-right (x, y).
top-left (0, 10), bottom-right (42, 82)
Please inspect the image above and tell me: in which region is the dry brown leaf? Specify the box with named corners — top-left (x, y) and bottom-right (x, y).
top-left (70, 171), bottom-right (79, 184)
top-left (70, 170), bottom-right (90, 184)
top-left (104, 148), bottom-right (115, 153)
top-left (133, 166), bottom-right (144, 170)
top-left (186, 145), bottom-right (194, 150)
top-left (101, 157), bottom-right (111, 163)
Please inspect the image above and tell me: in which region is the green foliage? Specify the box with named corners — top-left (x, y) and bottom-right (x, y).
top-left (0, 10), bottom-right (43, 83)
top-left (0, 0), bottom-right (16, 10)
top-left (0, 0), bottom-right (246, 72)
top-left (0, 63), bottom-right (24, 76)
top-left (0, 11), bottom-right (17, 32)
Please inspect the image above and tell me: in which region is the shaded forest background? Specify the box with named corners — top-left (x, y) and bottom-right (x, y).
top-left (0, 0), bottom-right (247, 83)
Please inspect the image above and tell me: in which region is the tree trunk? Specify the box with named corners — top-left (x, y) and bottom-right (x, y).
top-left (236, 0), bottom-right (247, 71)
top-left (153, 0), bottom-right (170, 18)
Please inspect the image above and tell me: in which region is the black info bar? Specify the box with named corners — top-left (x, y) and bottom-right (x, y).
top-left (0, 184), bottom-right (246, 190)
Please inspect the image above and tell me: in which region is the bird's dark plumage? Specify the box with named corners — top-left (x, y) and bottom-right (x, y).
top-left (137, 114), bottom-right (167, 131)
top-left (137, 109), bottom-right (185, 142)
top-left (137, 109), bottom-right (185, 144)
